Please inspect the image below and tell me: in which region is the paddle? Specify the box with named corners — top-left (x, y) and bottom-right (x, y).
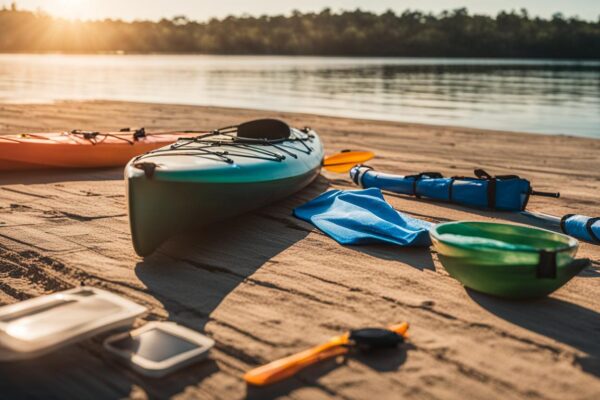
top-left (322, 150), bottom-right (375, 173)
top-left (244, 322), bottom-right (409, 386)
top-left (521, 211), bottom-right (600, 244)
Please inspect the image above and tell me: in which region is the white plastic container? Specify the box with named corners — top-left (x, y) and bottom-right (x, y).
top-left (0, 287), bottom-right (146, 361)
top-left (104, 321), bottom-right (215, 378)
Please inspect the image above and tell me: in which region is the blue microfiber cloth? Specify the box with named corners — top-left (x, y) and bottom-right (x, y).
top-left (293, 188), bottom-right (433, 246)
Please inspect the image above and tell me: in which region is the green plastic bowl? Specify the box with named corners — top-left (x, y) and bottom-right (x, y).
top-left (430, 221), bottom-right (584, 299)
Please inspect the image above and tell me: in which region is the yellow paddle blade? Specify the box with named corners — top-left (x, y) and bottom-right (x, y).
top-left (244, 334), bottom-right (349, 386)
top-left (389, 321), bottom-right (410, 338)
top-left (323, 150), bottom-right (374, 173)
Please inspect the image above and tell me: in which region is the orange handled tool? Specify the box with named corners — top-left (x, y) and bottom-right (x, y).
top-left (244, 322), bottom-right (409, 386)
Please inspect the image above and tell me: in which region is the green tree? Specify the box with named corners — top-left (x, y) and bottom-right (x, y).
top-left (0, 7), bottom-right (598, 58)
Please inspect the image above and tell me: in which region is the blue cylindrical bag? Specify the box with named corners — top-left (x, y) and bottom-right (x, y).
top-left (561, 215), bottom-right (600, 244)
top-left (351, 166), bottom-right (533, 211)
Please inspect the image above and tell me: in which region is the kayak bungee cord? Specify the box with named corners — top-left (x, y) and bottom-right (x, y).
top-left (134, 130), bottom-right (314, 163)
top-left (9, 130), bottom-right (144, 145)
top-left (69, 128), bottom-right (150, 145)
top-left (170, 129), bottom-right (314, 158)
top-left (131, 124), bottom-right (316, 178)
top-left (70, 127), bottom-right (188, 145)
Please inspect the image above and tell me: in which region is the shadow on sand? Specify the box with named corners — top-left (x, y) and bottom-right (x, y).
top-left (245, 344), bottom-right (412, 399)
top-left (346, 244), bottom-right (435, 271)
top-left (0, 339), bottom-right (220, 399)
top-left (124, 176), bottom-right (331, 396)
top-left (0, 167), bottom-right (124, 185)
top-left (468, 290), bottom-right (600, 377)
top-left (134, 176), bottom-right (330, 329)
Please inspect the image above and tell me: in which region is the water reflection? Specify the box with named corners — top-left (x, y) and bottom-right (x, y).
top-left (0, 55), bottom-right (598, 137)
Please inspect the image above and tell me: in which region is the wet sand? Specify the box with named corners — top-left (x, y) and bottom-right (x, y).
top-left (0, 100), bottom-right (599, 399)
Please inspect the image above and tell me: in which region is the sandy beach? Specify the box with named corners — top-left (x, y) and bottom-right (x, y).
top-left (0, 100), bottom-right (599, 399)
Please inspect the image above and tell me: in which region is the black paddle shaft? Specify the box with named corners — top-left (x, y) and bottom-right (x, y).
top-left (531, 190), bottom-right (560, 198)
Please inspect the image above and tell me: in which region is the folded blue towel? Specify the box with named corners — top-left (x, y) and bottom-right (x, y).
top-left (293, 188), bottom-right (433, 246)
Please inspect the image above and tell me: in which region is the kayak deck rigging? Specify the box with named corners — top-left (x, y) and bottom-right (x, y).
top-left (132, 127), bottom-right (315, 165)
top-left (68, 128), bottom-right (146, 145)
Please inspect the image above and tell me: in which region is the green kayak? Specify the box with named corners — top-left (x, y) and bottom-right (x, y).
top-left (126, 119), bottom-right (324, 257)
top-left (430, 221), bottom-right (587, 299)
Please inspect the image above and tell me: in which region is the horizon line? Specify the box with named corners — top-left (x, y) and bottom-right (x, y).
top-left (1, 5), bottom-right (597, 24)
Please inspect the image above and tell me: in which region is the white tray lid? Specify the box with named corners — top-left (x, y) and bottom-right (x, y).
top-left (0, 287), bottom-right (146, 356)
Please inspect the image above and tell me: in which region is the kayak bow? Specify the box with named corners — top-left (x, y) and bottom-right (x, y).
top-left (0, 128), bottom-right (194, 170)
top-left (126, 119), bottom-right (324, 256)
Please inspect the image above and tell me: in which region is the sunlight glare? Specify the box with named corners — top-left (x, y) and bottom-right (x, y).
top-left (54, 0), bottom-right (89, 20)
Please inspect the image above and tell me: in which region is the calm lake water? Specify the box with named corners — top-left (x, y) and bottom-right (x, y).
top-left (1, 54), bottom-right (599, 138)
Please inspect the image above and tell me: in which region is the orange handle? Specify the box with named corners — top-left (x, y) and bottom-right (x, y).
top-left (244, 335), bottom-right (348, 386)
top-left (323, 151), bottom-right (375, 173)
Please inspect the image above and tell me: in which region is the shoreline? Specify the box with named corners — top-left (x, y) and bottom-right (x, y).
top-left (0, 100), bottom-right (599, 398)
top-left (2, 99), bottom-right (600, 141)
top-left (3, 52), bottom-right (600, 60)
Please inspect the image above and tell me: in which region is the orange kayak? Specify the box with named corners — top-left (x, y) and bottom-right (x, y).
top-left (0, 129), bottom-right (195, 170)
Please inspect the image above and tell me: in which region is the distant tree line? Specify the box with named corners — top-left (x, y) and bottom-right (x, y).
top-left (1, 5), bottom-right (599, 58)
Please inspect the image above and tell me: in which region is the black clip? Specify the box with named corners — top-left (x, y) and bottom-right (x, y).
top-left (475, 168), bottom-right (520, 181)
top-left (474, 168), bottom-right (493, 180)
top-left (83, 132), bottom-right (99, 140)
top-left (537, 250), bottom-right (557, 279)
top-left (133, 127), bottom-right (146, 140)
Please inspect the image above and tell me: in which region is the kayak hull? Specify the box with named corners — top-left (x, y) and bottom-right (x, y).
top-left (0, 132), bottom-right (191, 170)
top-left (128, 167), bottom-right (321, 257)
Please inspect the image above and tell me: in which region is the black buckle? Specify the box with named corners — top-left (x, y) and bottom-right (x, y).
top-left (133, 128), bottom-right (146, 140)
top-left (537, 250), bottom-right (557, 279)
top-left (474, 168), bottom-right (519, 181)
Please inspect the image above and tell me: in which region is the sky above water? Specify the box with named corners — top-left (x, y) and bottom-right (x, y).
top-left (2, 0), bottom-right (599, 21)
